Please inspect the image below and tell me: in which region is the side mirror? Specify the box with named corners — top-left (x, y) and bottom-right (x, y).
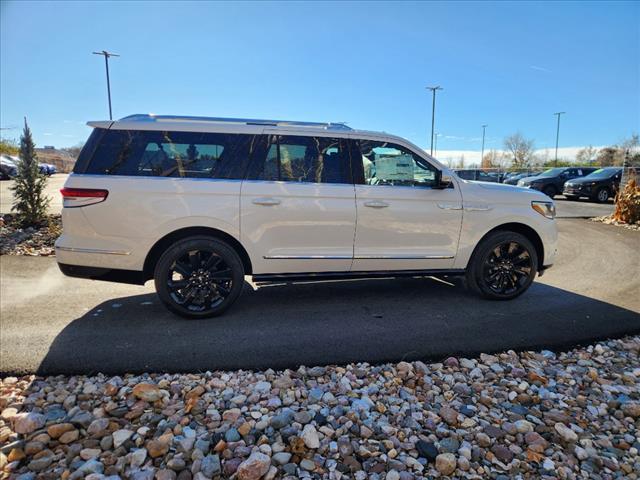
top-left (434, 171), bottom-right (453, 189)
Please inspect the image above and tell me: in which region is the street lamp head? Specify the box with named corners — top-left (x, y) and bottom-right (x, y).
top-left (554, 111), bottom-right (566, 116)
top-left (93, 51), bottom-right (120, 58)
top-left (426, 85), bottom-right (443, 91)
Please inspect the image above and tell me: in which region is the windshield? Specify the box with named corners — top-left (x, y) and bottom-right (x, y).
top-left (539, 167), bottom-right (566, 177)
top-left (585, 168), bottom-right (619, 179)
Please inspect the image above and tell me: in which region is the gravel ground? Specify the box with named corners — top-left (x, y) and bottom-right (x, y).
top-left (1, 337), bottom-right (639, 480)
top-left (0, 215), bottom-right (61, 256)
top-left (591, 215), bottom-right (640, 232)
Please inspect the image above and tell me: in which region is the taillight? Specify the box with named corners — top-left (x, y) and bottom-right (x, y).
top-left (60, 188), bottom-right (109, 207)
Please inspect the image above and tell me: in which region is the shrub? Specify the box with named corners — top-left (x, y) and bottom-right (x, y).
top-left (0, 138), bottom-right (20, 156)
top-left (10, 119), bottom-right (50, 227)
top-left (613, 175), bottom-right (640, 224)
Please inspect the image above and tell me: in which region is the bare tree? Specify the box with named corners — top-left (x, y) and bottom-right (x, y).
top-left (480, 152), bottom-right (493, 169)
top-left (576, 145), bottom-right (598, 165)
top-left (504, 133), bottom-right (535, 168)
top-left (481, 150), bottom-right (507, 169)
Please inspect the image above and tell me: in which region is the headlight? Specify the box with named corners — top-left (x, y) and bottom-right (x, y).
top-left (532, 201), bottom-right (556, 219)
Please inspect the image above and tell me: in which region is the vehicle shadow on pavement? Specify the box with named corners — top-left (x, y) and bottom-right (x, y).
top-left (37, 277), bottom-right (640, 375)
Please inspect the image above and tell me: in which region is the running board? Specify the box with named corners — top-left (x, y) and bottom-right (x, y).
top-left (252, 269), bottom-right (465, 283)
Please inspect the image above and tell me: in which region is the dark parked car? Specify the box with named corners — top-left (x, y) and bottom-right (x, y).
top-left (40, 163), bottom-right (57, 175)
top-left (563, 167), bottom-right (622, 203)
top-left (517, 166), bottom-right (597, 198)
top-left (503, 171), bottom-right (541, 185)
top-left (0, 155), bottom-right (18, 180)
top-left (454, 169), bottom-right (500, 182)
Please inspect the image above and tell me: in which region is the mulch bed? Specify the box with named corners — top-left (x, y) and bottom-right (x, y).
top-left (591, 215), bottom-right (640, 232)
top-left (0, 214), bottom-right (61, 256)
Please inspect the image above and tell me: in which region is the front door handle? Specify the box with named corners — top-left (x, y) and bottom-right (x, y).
top-left (364, 200), bottom-right (389, 208)
top-left (252, 197), bottom-right (281, 206)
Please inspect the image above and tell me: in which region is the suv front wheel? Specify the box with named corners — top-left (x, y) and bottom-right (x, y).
top-left (154, 236), bottom-right (245, 318)
top-left (592, 187), bottom-right (610, 203)
top-left (466, 231), bottom-right (538, 300)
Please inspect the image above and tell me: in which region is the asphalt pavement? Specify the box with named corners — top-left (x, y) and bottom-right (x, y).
top-left (0, 174), bottom-right (66, 214)
top-left (1, 218), bottom-right (638, 375)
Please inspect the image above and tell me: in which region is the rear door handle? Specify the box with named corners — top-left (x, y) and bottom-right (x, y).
top-left (252, 197), bottom-right (281, 206)
top-left (364, 200), bottom-right (389, 208)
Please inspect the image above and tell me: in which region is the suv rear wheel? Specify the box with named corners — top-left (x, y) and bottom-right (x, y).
top-left (466, 231), bottom-right (538, 300)
top-left (154, 236), bottom-right (244, 318)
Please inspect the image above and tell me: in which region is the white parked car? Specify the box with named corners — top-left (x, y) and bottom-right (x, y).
top-left (56, 115), bottom-right (558, 318)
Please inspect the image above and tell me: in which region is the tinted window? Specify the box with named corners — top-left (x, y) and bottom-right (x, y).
top-left (247, 135), bottom-right (351, 184)
top-left (80, 129), bottom-right (253, 179)
top-left (73, 128), bottom-right (106, 173)
top-left (355, 140), bottom-right (437, 187)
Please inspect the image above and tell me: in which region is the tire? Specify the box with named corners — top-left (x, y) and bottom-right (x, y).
top-left (593, 187), bottom-right (609, 203)
top-left (154, 236), bottom-right (245, 319)
top-left (543, 185), bottom-right (557, 198)
top-left (466, 231), bottom-right (538, 300)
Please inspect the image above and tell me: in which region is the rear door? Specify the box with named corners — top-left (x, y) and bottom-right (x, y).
top-left (240, 132), bottom-right (356, 274)
top-left (350, 137), bottom-right (463, 272)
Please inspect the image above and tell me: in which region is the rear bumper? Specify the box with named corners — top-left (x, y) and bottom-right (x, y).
top-left (57, 263), bottom-right (147, 285)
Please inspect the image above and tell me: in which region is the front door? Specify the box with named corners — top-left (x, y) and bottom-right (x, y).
top-left (351, 138), bottom-right (463, 272)
top-left (240, 132), bottom-right (356, 274)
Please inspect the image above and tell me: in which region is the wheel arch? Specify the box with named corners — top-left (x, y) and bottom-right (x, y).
top-left (143, 226), bottom-right (253, 280)
top-left (468, 222), bottom-right (545, 271)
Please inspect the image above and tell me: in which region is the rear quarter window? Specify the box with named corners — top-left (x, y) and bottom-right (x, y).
top-left (78, 129), bottom-right (254, 179)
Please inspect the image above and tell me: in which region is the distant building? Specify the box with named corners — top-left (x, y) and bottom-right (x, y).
top-left (43, 145), bottom-right (55, 150)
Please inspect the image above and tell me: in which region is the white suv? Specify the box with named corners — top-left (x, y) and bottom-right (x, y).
top-left (56, 114), bottom-right (558, 318)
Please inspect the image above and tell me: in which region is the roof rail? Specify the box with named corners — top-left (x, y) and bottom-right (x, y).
top-left (118, 114), bottom-right (352, 131)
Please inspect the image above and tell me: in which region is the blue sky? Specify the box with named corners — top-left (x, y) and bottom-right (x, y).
top-left (1, 1), bottom-right (638, 162)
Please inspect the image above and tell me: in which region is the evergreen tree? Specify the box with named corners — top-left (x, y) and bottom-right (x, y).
top-left (10, 118), bottom-right (50, 226)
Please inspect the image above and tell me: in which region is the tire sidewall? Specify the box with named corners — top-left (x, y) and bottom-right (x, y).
top-left (154, 236), bottom-right (245, 319)
top-left (468, 231), bottom-right (538, 300)
top-left (595, 188), bottom-right (609, 203)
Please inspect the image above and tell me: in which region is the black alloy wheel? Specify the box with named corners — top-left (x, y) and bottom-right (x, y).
top-left (595, 187), bottom-right (609, 203)
top-left (154, 236), bottom-right (244, 318)
top-left (466, 231), bottom-right (538, 300)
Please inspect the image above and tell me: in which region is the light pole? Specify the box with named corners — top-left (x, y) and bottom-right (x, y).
top-left (553, 112), bottom-right (565, 167)
top-left (434, 132), bottom-right (440, 156)
top-left (480, 124), bottom-right (487, 165)
top-left (426, 86), bottom-right (443, 156)
top-left (93, 50), bottom-right (120, 120)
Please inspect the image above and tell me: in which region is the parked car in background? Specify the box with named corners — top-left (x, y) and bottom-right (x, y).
top-left (56, 114), bottom-right (558, 318)
top-left (563, 167), bottom-right (622, 203)
top-left (454, 169), bottom-right (500, 182)
top-left (503, 171), bottom-right (541, 185)
top-left (0, 155), bottom-right (18, 179)
top-left (38, 163), bottom-right (57, 175)
top-left (517, 167), bottom-right (597, 198)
